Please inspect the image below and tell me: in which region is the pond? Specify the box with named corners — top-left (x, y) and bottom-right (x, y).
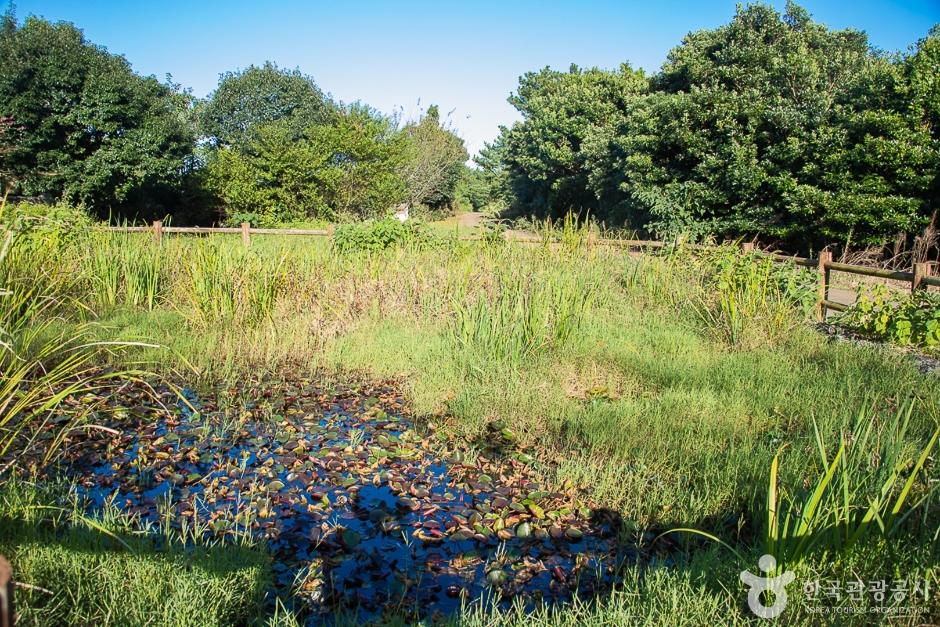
top-left (23, 377), bottom-right (665, 623)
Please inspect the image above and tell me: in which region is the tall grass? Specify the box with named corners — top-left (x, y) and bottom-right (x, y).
top-left (623, 245), bottom-right (818, 349)
top-left (5, 212), bottom-right (940, 624)
top-left (88, 231), bottom-right (165, 310)
top-left (0, 204), bottom-right (152, 471)
top-left (0, 481), bottom-right (270, 627)
top-left (764, 400), bottom-right (940, 573)
top-left (452, 269), bottom-right (597, 363)
top-left (694, 251), bottom-right (816, 348)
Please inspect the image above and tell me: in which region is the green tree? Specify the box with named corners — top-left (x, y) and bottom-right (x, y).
top-left (499, 63), bottom-right (647, 221)
top-left (907, 25), bottom-right (940, 140)
top-left (616, 1), bottom-right (938, 246)
top-left (198, 62), bottom-right (332, 148)
top-left (495, 2), bottom-right (940, 250)
top-left (468, 136), bottom-right (514, 212)
top-left (310, 103), bottom-right (407, 219)
top-left (205, 103), bottom-right (406, 225)
top-left (0, 11), bottom-right (196, 220)
top-left (204, 124), bottom-right (323, 227)
top-left (397, 105), bottom-right (468, 211)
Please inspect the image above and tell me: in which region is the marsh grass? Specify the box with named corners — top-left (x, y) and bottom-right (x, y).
top-left (0, 210), bottom-right (158, 471)
top-left (3, 220), bottom-right (940, 625)
top-left (0, 481), bottom-right (271, 627)
top-left (452, 269), bottom-right (597, 363)
top-left (764, 401), bottom-right (940, 573)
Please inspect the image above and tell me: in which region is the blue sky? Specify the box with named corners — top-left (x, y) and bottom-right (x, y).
top-left (12, 0), bottom-right (940, 156)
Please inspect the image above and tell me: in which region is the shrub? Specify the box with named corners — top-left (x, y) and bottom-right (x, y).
top-left (332, 218), bottom-right (435, 252)
top-left (837, 285), bottom-right (940, 348)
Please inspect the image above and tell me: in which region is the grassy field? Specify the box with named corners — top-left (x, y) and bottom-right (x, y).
top-left (1, 216), bottom-right (938, 625)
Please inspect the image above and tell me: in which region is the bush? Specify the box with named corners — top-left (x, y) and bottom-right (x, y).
top-left (837, 284), bottom-right (940, 348)
top-left (331, 217), bottom-right (436, 252)
top-left (0, 201), bottom-right (93, 249)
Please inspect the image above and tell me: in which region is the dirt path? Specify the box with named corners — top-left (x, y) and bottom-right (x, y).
top-left (456, 211), bottom-right (486, 229)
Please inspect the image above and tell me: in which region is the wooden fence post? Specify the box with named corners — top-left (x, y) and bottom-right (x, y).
top-left (739, 242), bottom-right (754, 254)
top-left (0, 554), bottom-right (13, 627)
top-left (327, 225), bottom-right (334, 236)
top-left (152, 220), bottom-right (163, 246)
top-left (817, 250), bottom-right (833, 321)
top-left (912, 262), bottom-right (929, 292)
top-left (241, 222), bottom-right (251, 247)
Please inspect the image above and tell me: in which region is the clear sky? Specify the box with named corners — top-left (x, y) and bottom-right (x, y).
top-left (11, 0), bottom-right (940, 157)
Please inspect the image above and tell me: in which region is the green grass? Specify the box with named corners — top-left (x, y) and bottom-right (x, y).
top-left (2, 224), bottom-right (939, 625)
top-left (0, 482), bottom-right (271, 627)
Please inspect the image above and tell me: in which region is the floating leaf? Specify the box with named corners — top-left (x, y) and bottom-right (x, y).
top-left (486, 569), bottom-right (509, 585)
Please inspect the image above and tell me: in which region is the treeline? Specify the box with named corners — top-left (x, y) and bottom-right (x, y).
top-left (0, 11), bottom-right (467, 226)
top-left (478, 2), bottom-right (940, 252)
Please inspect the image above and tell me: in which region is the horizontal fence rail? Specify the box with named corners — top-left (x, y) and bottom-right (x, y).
top-left (105, 221), bottom-right (937, 321)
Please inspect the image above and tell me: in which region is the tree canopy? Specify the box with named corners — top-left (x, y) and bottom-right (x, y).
top-left (494, 1), bottom-right (940, 251)
top-left (0, 10), bottom-right (196, 220)
top-left (197, 62), bottom-right (333, 148)
top-left (1, 2), bottom-right (936, 245)
top-left (398, 105), bottom-right (468, 210)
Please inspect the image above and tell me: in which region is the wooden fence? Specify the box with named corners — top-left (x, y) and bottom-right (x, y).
top-left (0, 555), bottom-right (12, 627)
top-left (107, 221), bottom-right (938, 322)
top-left (109, 221), bottom-right (334, 247)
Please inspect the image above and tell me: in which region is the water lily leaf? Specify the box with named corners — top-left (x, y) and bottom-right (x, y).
top-left (343, 530), bottom-right (361, 547)
top-left (529, 504), bottom-right (545, 519)
top-left (516, 522), bottom-right (532, 539)
top-left (565, 527), bottom-right (583, 540)
top-left (486, 569), bottom-right (509, 585)
top-left (267, 480), bottom-right (285, 491)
